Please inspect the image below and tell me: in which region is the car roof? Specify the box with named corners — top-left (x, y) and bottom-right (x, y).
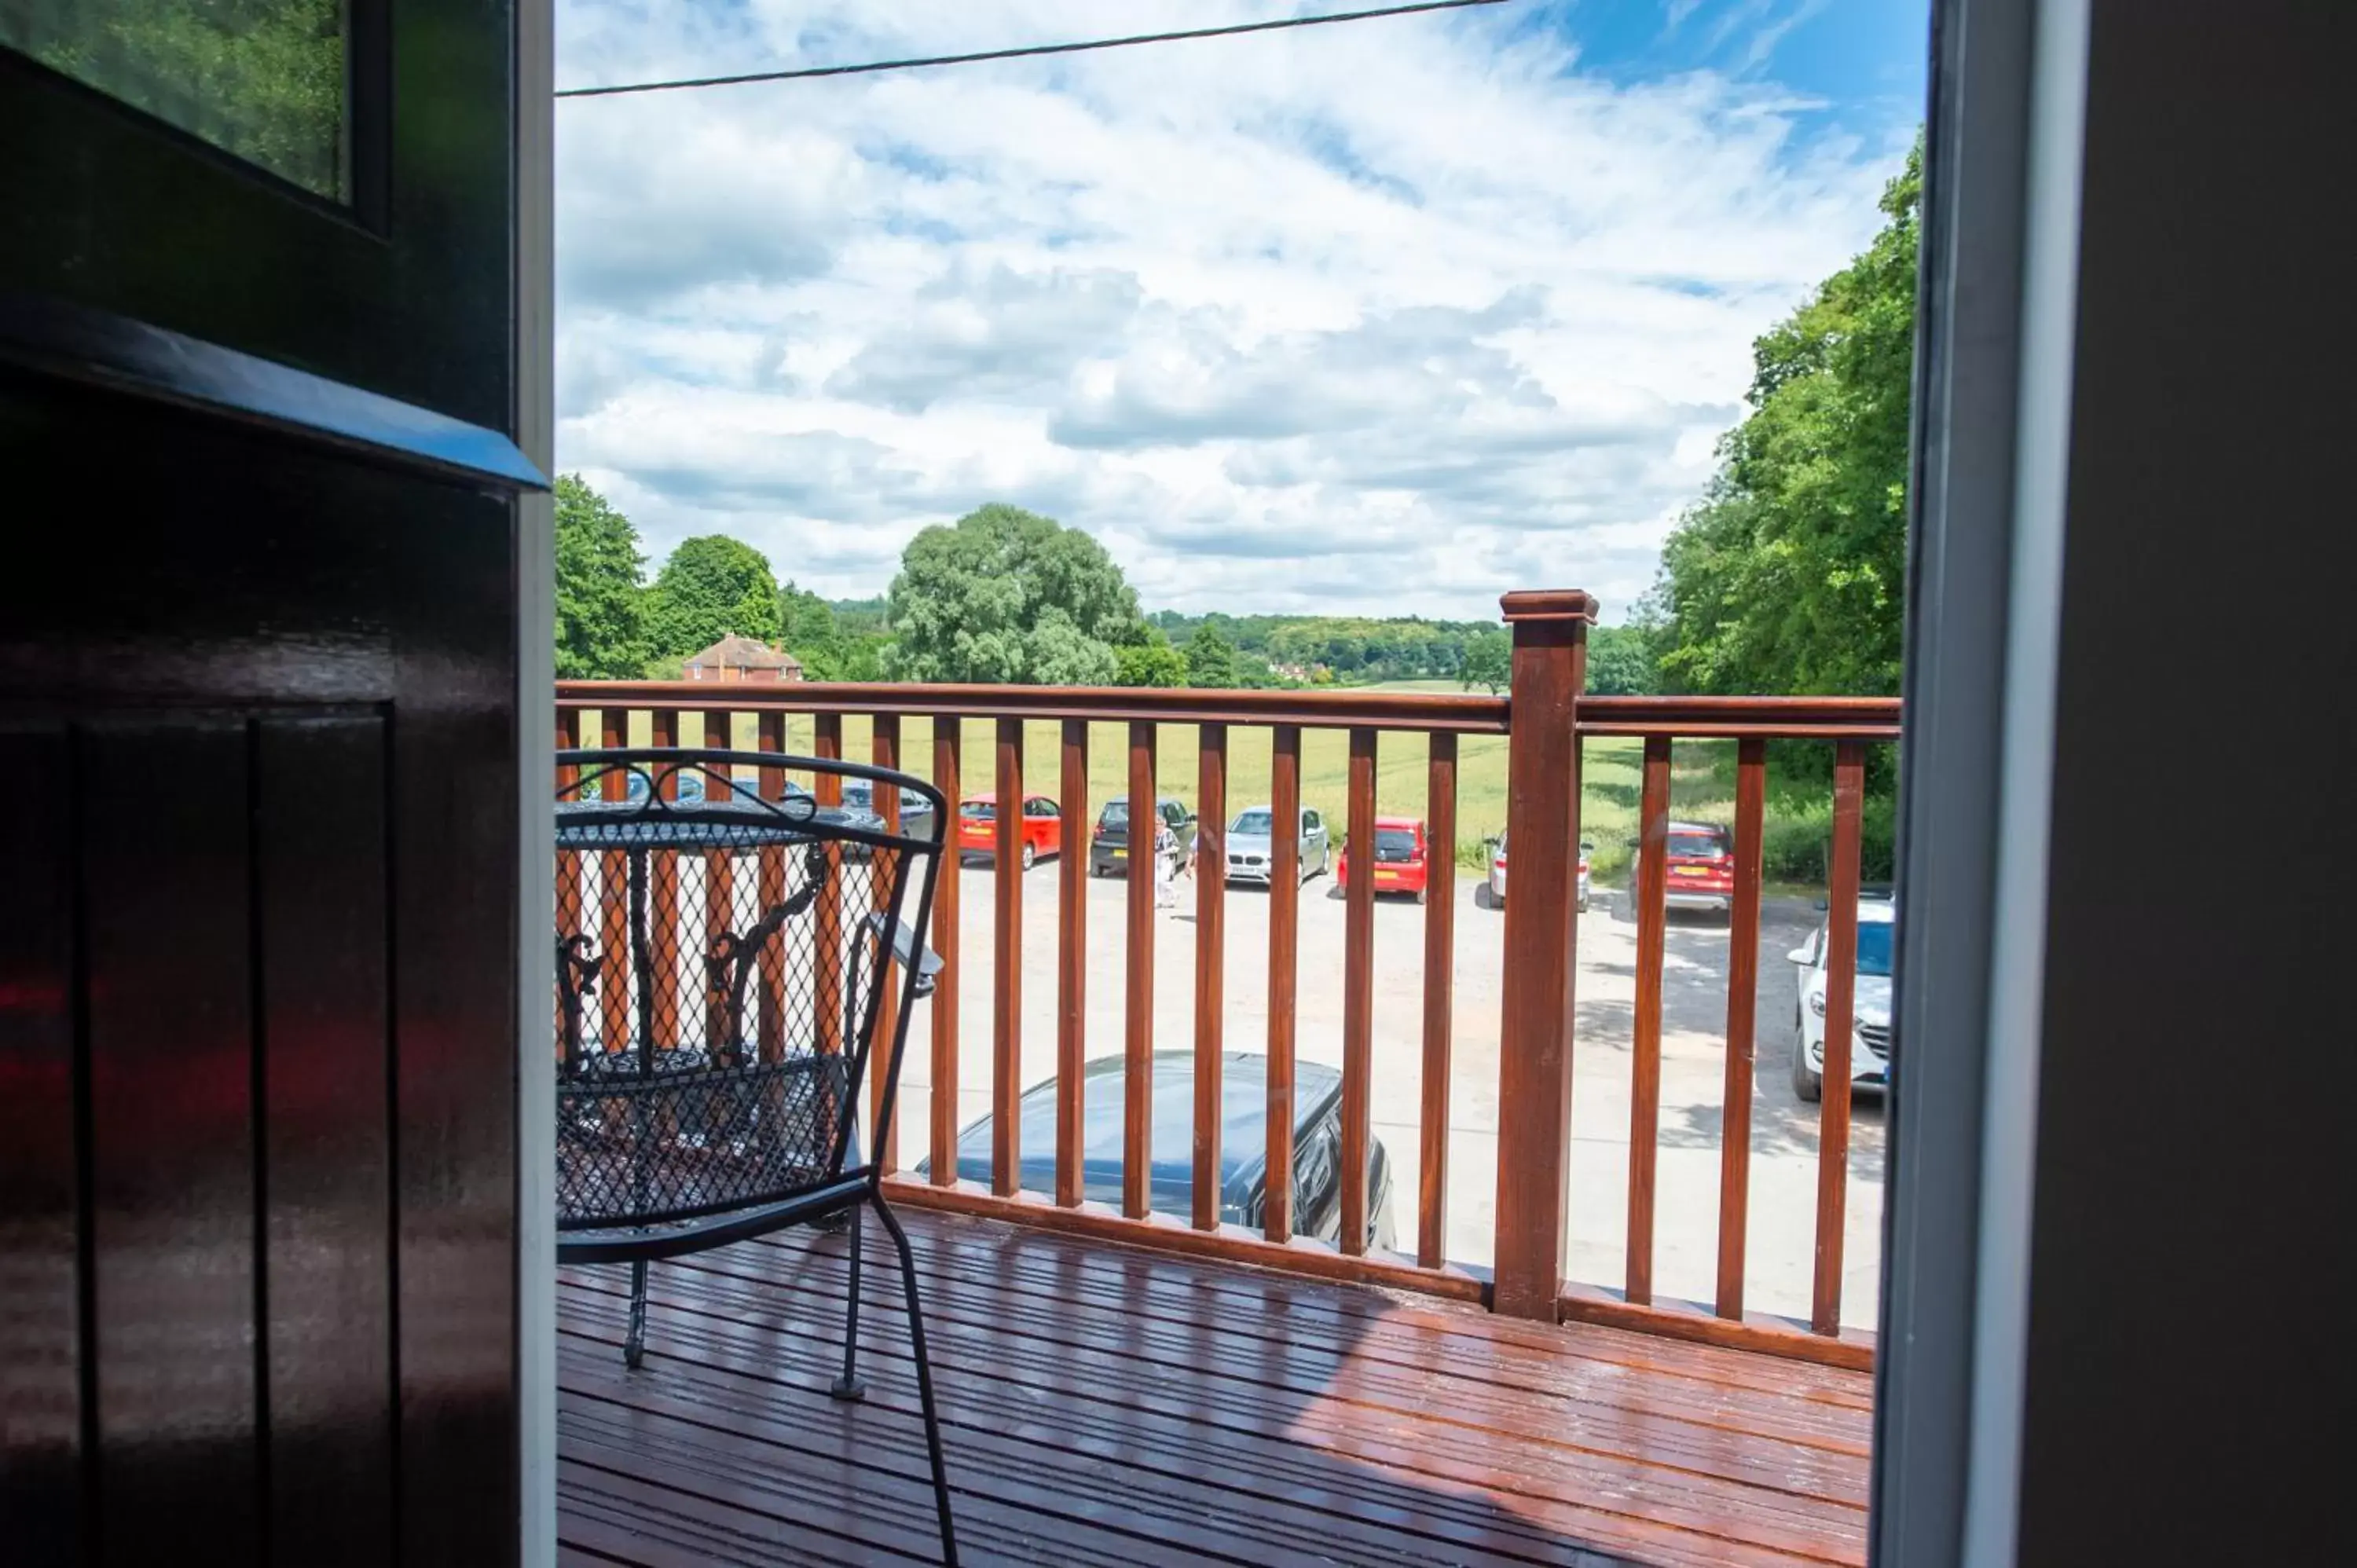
top-left (1857, 899), bottom-right (1896, 924)
top-left (951, 1052), bottom-right (1341, 1201)
top-left (1373, 815), bottom-right (1420, 830)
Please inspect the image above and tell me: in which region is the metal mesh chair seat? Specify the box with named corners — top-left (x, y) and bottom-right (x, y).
top-left (552, 748), bottom-right (959, 1563)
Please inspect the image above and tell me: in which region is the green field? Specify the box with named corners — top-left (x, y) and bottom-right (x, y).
top-left (584, 691), bottom-right (1836, 885)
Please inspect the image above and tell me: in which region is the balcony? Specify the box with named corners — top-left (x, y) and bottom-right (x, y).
top-left (553, 595), bottom-right (1897, 1565)
top-left (557, 1206), bottom-right (1871, 1566)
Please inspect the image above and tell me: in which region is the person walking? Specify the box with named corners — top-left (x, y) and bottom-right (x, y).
top-left (1153, 818), bottom-right (1182, 910)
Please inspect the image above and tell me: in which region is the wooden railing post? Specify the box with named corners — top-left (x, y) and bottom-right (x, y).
top-left (1492, 590), bottom-right (1593, 1319)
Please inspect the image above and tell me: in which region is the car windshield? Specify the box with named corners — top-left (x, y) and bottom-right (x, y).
top-left (959, 800), bottom-right (995, 819)
top-left (1101, 800), bottom-right (1129, 824)
top-left (1856, 921), bottom-right (1894, 977)
top-left (1374, 828), bottom-right (1417, 859)
top-left (1231, 809), bottom-right (1274, 834)
top-left (1668, 830), bottom-right (1727, 858)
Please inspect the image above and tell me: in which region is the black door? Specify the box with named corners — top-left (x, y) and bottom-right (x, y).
top-left (2, 5), bottom-right (534, 1564)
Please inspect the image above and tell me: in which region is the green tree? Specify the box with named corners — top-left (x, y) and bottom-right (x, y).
top-left (552, 474), bottom-right (649, 679)
top-left (646, 536), bottom-right (781, 661)
top-left (885, 504), bottom-right (1146, 684)
top-left (1115, 638), bottom-right (1189, 688)
top-left (1459, 629), bottom-right (1510, 694)
top-left (1184, 623), bottom-right (1239, 688)
top-left (1652, 140), bottom-right (1921, 698)
top-left (1585, 625), bottom-right (1659, 696)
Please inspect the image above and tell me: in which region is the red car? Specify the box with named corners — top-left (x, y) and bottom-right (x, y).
top-left (1336, 816), bottom-right (1431, 903)
top-left (1659, 819), bottom-right (1736, 915)
top-left (957, 791), bottom-right (1062, 869)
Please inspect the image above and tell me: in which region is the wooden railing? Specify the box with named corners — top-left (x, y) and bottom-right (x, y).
top-left (555, 589), bottom-right (1901, 1368)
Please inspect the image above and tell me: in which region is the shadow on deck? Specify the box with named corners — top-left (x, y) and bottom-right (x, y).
top-left (556, 1207), bottom-right (1870, 1566)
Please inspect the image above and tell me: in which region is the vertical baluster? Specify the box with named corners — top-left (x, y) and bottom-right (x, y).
top-left (930, 715), bottom-right (962, 1181)
top-left (555, 716), bottom-right (581, 1061)
top-left (1340, 727), bottom-right (1376, 1255)
top-left (812, 714), bottom-right (844, 1057)
top-left (1717, 736), bottom-right (1767, 1317)
top-left (993, 719), bottom-right (1024, 1196)
top-left (1124, 721), bottom-right (1156, 1219)
top-left (649, 708), bottom-right (680, 1050)
top-left (1055, 720), bottom-right (1087, 1207)
top-left (870, 715), bottom-right (901, 1174)
top-left (755, 711), bottom-right (787, 1063)
top-left (1264, 724), bottom-right (1301, 1244)
top-left (598, 709), bottom-right (629, 1057)
top-left (702, 711), bottom-right (732, 1054)
top-left (1193, 724), bottom-right (1227, 1232)
top-left (1813, 741), bottom-right (1866, 1334)
top-left (1627, 733), bottom-right (1672, 1303)
top-left (1418, 731), bottom-right (1457, 1268)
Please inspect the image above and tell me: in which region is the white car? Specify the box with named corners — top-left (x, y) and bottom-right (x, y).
top-left (1787, 898), bottom-right (1895, 1101)
top-left (1486, 833), bottom-right (1593, 912)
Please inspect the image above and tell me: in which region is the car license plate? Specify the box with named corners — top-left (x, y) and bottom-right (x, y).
top-left (1111, 848), bottom-right (1125, 857)
top-left (1673, 866), bottom-right (1706, 877)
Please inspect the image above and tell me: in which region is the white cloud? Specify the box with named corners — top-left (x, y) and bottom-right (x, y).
top-left (553, 1), bottom-right (1912, 621)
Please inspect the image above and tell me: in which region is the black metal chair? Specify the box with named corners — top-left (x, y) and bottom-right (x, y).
top-left (552, 748), bottom-right (956, 1565)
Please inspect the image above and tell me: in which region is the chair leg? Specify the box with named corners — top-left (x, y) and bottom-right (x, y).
top-left (625, 1260), bottom-right (650, 1370)
top-left (872, 1195), bottom-right (958, 1568)
top-left (830, 1201), bottom-right (867, 1401)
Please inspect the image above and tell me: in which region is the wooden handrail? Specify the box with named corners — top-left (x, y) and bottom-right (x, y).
top-left (552, 599), bottom-right (1904, 1367)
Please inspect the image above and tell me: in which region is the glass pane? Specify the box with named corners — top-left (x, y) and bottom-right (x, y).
top-left (2, 0), bottom-right (349, 201)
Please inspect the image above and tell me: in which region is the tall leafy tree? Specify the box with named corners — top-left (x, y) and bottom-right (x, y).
top-left (552, 474), bottom-right (649, 679)
top-left (1458, 629), bottom-right (1510, 694)
top-left (1184, 623), bottom-right (1239, 689)
top-left (1585, 625), bottom-right (1660, 696)
top-left (1115, 637), bottom-right (1189, 688)
top-left (886, 504), bottom-right (1146, 684)
top-left (646, 535), bottom-right (781, 660)
top-left (1652, 141), bottom-right (1921, 697)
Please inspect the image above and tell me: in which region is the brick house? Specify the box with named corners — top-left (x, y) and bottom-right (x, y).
top-left (683, 634), bottom-right (805, 683)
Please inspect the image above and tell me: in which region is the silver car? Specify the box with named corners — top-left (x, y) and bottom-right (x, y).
top-left (1222, 804), bottom-right (1329, 885)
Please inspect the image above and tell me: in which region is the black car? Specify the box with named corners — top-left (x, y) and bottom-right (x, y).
top-left (1090, 794), bottom-right (1195, 877)
top-left (926, 1051), bottom-right (1396, 1251)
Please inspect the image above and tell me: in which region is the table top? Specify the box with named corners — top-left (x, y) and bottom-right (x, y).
top-left (554, 797), bottom-right (867, 850)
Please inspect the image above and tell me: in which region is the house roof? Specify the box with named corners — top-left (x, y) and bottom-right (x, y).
top-left (683, 634), bottom-right (802, 672)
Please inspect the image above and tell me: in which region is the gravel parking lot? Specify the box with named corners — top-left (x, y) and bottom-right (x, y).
top-left (896, 858), bottom-right (1884, 1329)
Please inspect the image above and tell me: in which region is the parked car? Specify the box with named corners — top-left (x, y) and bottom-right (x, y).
top-left (1485, 832), bottom-right (1595, 912)
top-left (1335, 816), bottom-right (1431, 902)
top-left (1222, 804), bottom-right (1329, 885)
top-left (956, 791), bottom-right (1061, 869)
top-left (1655, 820), bottom-right (1737, 916)
top-left (841, 777), bottom-right (938, 844)
top-left (1787, 897), bottom-right (1896, 1101)
top-left (1091, 794), bottom-right (1195, 877)
top-left (926, 1051), bottom-right (1395, 1251)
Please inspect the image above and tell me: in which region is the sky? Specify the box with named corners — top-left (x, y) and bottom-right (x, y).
top-left (553, 1), bottom-right (1926, 624)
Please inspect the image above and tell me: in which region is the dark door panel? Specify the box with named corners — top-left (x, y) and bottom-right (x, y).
top-left (2, 370), bottom-right (522, 1566)
top-left (0, 0), bottom-right (511, 429)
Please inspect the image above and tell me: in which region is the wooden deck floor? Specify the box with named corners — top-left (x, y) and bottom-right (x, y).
top-left (557, 1207), bottom-right (1871, 1568)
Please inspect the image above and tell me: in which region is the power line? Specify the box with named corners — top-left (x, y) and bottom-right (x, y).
top-left (555, 0), bottom-right (1512, 101)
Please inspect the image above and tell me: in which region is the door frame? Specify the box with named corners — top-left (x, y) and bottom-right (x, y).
top-left (515, 0), bottom-right (556, 1563)
top-left (1872, 0), bottom-right (2088, 1563)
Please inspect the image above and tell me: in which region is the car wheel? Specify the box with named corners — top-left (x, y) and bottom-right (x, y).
top-left (1415, 886), bottom-right (1428, 906)
top-left (1021, 841), bottom-right (1036, 871)
top-left (1577, 892), bottom-right (1589, 913)
top-left (1791, 1035), bottom-right (1823, 1103)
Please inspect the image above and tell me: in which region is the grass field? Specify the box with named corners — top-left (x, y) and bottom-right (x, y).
top-left (588, 684), bottom-right (1864, 886)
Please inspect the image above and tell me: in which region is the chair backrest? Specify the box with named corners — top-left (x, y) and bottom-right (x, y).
top-left (551, 748), bottom-right (945, 1232)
